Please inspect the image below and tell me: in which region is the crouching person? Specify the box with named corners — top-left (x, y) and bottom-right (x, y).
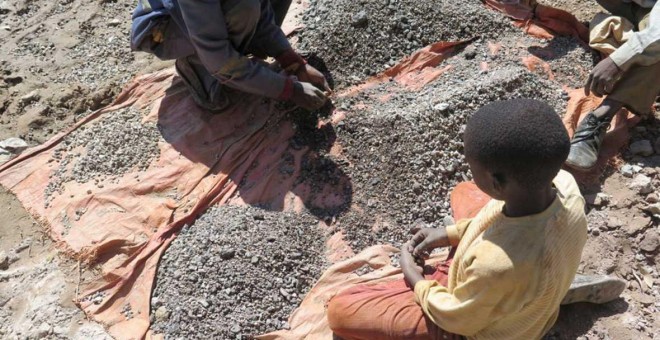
top-left (130, 0), bottom-right (329, 112)
top-left (327, 99), bottom-right (624, 340)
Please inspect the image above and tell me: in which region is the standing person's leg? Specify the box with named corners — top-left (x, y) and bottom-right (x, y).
top-left (566, 7), bottom-right (656, 169)
top-left (606, 61), bottom-right (660, 117)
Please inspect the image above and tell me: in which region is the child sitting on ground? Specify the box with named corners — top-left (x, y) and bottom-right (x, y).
top-left (327, 99), bottom-right (624, 340)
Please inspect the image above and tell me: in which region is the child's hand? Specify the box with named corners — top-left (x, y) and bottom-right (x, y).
top-left (409, 227), bottom-right (450, 258)
top-left (400, 242), bottom-right (424, 287)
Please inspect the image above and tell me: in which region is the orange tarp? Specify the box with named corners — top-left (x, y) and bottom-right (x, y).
top-left (0, 71), bottom-right (350, 339)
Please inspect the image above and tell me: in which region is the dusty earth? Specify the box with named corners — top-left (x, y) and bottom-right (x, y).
top-left (0, 0), bottom-right (659, 340)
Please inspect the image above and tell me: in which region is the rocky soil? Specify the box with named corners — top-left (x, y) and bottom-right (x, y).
top-left (0, 189), bottom-right (111, 340)
top-left (0, 0), bottom-right (166, 146)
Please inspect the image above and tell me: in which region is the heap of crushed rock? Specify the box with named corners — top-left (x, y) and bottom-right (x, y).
top-left (297, 0), bottom-right (516, 87)
top-left (151, 206), bottom-right (326, 338)
top-left (44, 107), bottom-right (161, 207)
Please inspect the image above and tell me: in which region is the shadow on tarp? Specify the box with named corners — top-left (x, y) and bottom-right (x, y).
top-left (157, 79), bottom-right (352, 220)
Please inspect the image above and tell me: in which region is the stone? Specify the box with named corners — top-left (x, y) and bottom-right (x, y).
top-left (623, 216), bottom-right (651, 235)
top-left (351, 11), bottom-right (369, 28)
top-left (606, 217), bottom-right (621, 230)
top-left (621, 164), bottom-right (635, 178)
top-left (108, 18), bottom-right (121, 27)
top-left (433, 103), bottom-right (450, 112)
top-left (0, 251), bottom-right (8, 270)
top-left (19, 90), bottom-right (40, 105)
top-left (630, 140), bottom-right (654, 157)
top-left (646, 203), bottom-right (660, 216)
top-left (0, 138), bottom-right (28, 154)
top-left (630, 174), bottom-right (654, 195)
top-left (155, 306), bottom-right (170, 321)
top-left (646, 193), bottom-right (660, 204)
top-left (594, 193), bottom-right (610, 206)
top-left (0, 147), bottom-right (8, 156)
top-left (220, 249), bottom-right (235, 260)
top-left (199, 299), bottom-right (210, 308)
top-left (34, 322), bottom-right (51, 338)
top-left (639, 231), bottom-right (659, 253)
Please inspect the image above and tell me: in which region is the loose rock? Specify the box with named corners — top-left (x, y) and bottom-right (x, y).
top-left (0, 138), bottom-right (28, 154)
top-left (639, 231), bottom-right (659, 253)
top-left (630, 174), bottom-right (654, 195)
top-left (630, 140), bottom-right (654, 157)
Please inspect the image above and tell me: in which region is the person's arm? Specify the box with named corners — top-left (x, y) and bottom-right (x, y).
top-left (445, 218), bottom-right (473, 247)
top-left (249, 0), bottom-right (298, 63)
top-left (609, 2), bottom-right (660, 71)
top-left (413, 252), bottom-right (520, 336)
top-left (177, 0), bottom-right (291, 100)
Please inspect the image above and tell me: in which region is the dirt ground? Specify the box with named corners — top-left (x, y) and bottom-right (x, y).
top-left (0, 0), bottom-right (659, 339)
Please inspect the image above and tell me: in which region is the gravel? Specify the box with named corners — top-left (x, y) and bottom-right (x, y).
top-left (297, 0), bottom-right (516, 87)
top-left (151, 205), bottom-right (326, 339)
top-left (44, 107), bottom-right (162, 206)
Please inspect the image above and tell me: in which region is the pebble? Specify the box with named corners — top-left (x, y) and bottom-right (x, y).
top-left (639, 231), bottom-right (659, 253)
top-left (34, 322), bottom-right (51, 338)
top-left (630, 140), bottom-right (655, 157)
top-left (630, 174), bottom-right (654, 195)
top-left (646, 203), bottom-right (660, 216)
top-left (154, 306), bottom-right (170, 321)
top-left (18, 90), bottom-right (40, 105)
top-left (220, 249), bottom-right (235, 260)
top-left (108, 18), bottom-right (121, 27)
top-left (433, 103), bottom-right (450, 112)
top-left (351, 11), bottom-right (369, 28)
top-left (0, 147), bottom-right (8, 156)
top-left (621, 164), bottom-right (636, 178)
top-left (0, 138), bottom-right (28, 154)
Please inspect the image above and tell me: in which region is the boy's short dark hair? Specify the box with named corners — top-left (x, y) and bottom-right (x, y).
top-left (464, 99), bottom-right (570, 189)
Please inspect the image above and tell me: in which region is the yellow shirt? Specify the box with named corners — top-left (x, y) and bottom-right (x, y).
top-left (414, 170), bottom-right (587, 339)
